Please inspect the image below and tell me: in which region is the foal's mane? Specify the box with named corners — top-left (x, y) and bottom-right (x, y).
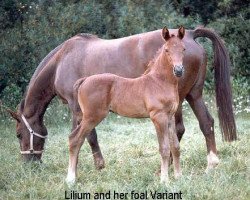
top-left (143, 47), bottom-right (163, 75)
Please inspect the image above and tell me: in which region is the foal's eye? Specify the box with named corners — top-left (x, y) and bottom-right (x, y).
top-left (165, 49), bottom-right (169, 52)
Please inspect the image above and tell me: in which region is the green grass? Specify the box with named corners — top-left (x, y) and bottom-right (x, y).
top-left (0, 104), bottom-right (249, 200)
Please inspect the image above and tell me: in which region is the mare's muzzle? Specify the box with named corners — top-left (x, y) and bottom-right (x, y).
top-left (22, 154), bottom-right (42, 162)
top-left (173, 65), bottom-right (184, 77)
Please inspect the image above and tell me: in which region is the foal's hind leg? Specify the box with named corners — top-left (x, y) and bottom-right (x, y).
top-left (71, 101), bottom-right (105, 170)
top-left (66, 112), bottom-right (107, 185)
top-left (66, 124), bottom-right (86, 185)
top-left (186, 95), bottom-right (219, 171)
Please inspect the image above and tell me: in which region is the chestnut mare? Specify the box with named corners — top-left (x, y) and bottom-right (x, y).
top-left (66, 27), bottom-right (185, 184)
top-left (8, 26), bottom-right (236, 171)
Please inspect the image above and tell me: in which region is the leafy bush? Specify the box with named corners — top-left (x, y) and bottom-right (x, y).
top-left (0, 0), bottom-right (249, 110)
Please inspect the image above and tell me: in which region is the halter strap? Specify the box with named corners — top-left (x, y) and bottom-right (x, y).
top-left (20, 115), bottom-right (47, 155)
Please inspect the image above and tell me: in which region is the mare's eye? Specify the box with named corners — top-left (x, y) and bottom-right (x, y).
top-left (17, 134), bottom-right (22, 139)
top-left (183, 48), bottom-right (186, 51)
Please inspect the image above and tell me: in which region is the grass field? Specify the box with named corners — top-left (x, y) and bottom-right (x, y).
top-left (0, 101), bottom-right (249, 200)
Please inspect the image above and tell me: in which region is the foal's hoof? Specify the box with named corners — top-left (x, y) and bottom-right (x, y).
top-left (155, 162), bottom-right (172, 176)
top-left (65, 174), bottom-right (76, 187)
top-left (65, 178), bottom-right (75, 187)
top-left (94, 158), bottom-right (105, 170)
top-left (174, 172), bottom-right (182, 179)
top-left (160, 177), bottom-right (170, 187)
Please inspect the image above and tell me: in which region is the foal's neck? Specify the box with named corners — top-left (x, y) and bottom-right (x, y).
top-left (148, 49), bottom-right (178, 84)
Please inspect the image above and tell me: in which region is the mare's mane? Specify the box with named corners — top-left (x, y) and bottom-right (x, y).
top-left (77, 33), bottom-right (98, 39)
top-left (19, 99), bottom-right (25, 112)
top-left (19, 41), bottom-right (65, 112)
top-left (19, 33), bottom-right (98, 112)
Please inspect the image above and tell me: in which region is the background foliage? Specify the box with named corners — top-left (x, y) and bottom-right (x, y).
top-left (0, 0), bottom-right (249, 108)
top-left (0, 2), bottom-right (249, 199)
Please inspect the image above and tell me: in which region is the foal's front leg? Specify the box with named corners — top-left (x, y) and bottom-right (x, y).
top-left (150, 112), bottom-right (171, 185)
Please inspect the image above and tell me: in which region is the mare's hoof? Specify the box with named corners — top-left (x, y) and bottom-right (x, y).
top-left (206, 151), bottom-right (220, 173)
top-left (95, 158), bottom-right (105, 170)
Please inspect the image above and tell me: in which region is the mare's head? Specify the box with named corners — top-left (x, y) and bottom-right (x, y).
top-left (8, 100), bottom-right (47, 161)
top-left (162, 26), bottom-right (185, 77)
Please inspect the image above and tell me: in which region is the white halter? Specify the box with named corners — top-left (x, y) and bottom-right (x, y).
top-left (20, 115), bottom-right (47, 154)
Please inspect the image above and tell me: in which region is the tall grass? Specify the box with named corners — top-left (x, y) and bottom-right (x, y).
top-left (0, 100), bottom-right (249, 200)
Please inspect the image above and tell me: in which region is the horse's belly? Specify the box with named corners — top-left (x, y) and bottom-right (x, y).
top-left (178, 42), bottom-right (204, 100)
top-left (110, 100), bottom-right (149, 118)
top-left (112, 108), bottom-right (149, 118)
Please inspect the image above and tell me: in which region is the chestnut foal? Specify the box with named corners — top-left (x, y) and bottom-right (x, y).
top-left (66, 26), bottom-right (186, 185)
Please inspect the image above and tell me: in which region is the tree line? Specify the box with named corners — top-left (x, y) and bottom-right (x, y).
top-left (0, 0), bottom-right (249, 108)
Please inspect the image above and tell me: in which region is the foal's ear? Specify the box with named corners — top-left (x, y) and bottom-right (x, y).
top-left (7, 109), bottom-right (20, 122)
top-left (178, 26), bottom-right (185, 39)
top-left (162, 26), bottom-right (170, 41)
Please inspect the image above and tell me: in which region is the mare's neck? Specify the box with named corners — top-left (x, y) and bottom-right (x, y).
top-left (20, 79), bottom-right (55, 121)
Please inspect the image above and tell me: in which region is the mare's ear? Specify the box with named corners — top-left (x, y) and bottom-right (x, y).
top-left (162, 26), bottom-right (170, 41)
top-left (178, 26), bottom-right (185, 39)
top-left (7, 109), bottom-right (20, 122)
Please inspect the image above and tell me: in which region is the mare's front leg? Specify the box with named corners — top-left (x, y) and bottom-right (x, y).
top-left (87, 129), bottom-right (105, 170)
top-left (150, 111), bottom-right (171, 185)
top-left (71, 102), bottom-right (105, 170)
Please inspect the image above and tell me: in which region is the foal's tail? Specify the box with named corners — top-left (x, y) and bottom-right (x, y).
top-left (73, 78), bottom-right (87, 98)
top-left (193, 27), bottom-right (237, 141)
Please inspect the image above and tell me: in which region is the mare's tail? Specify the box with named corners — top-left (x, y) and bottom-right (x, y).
top-left (193, 27), bottom-right (236, 141)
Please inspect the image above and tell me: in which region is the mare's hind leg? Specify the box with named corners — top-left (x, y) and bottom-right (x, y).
top-left (71, 101), bottom-right (105, 170)
top-left (175, 104), bottom-right (185, 141)
top-left (66, 111), bottom-right (108, 185)
top-left (186, 94), bottom-right (219, 171)
top-left (169, 116), bottom-right (182, 179)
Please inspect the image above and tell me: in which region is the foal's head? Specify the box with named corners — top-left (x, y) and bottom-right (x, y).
top-left (162, 26), bottom-right (185, 77)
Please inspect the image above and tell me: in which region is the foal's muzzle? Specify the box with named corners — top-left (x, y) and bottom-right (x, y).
top-left (173, 65), bottom-right (184, 77)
